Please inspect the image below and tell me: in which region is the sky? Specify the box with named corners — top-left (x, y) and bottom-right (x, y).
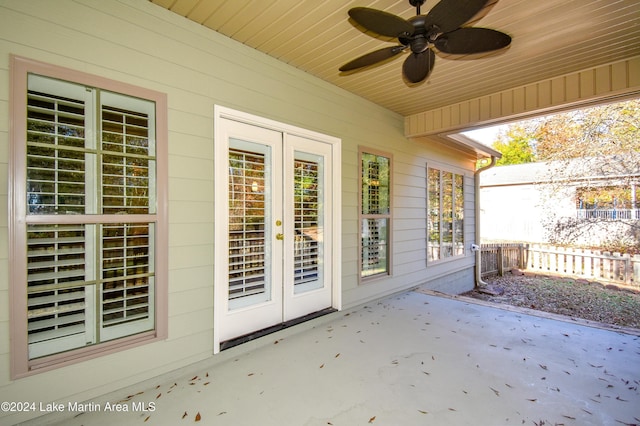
top-left (461, 124), bottom-right (509, 147)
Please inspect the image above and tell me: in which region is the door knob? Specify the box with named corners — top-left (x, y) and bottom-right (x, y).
top-left (276, 233), bottom-right (284, 240)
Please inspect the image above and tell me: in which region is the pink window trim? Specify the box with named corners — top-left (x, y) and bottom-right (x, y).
top-left (9, 55), bottom-right (169, 379)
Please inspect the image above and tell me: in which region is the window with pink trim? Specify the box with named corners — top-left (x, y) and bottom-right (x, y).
top-left (10, 57), bottom-right (168, 376)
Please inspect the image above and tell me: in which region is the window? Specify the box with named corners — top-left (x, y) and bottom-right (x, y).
top-left (359, 149), bottom-right (392, 279)
top-left (10, 56), bottom-right (167, 376)
top-left (427, 166), bottom-right (464, 262)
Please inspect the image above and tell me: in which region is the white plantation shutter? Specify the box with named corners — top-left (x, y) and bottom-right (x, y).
top-left (100, 91), bottom-right (156, 215)
top-left (26, 75), bottom-right (93, 215)
top-left (427, 167), bottom-right (465, 262)
top-left (26, 224), bottom-right (94, 359)
top-left (360, 151), bottom-right (391, 278)
top-left (100, 223), bottom-right (155, 341)
top-left (24, 74), bottom-right (157, 359)
top-left (293, 156), bottom-right (322, 288)
top-left (228, 147), bottom-right (269, 303)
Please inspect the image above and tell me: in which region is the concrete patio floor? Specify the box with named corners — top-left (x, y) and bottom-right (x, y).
top-left (29, 289), bottom-right (640, 426)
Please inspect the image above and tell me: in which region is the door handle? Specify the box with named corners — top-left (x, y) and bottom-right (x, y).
top-left (276, 233), bottom-right (284, 240)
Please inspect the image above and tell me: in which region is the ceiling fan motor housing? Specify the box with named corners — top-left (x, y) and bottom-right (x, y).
top-left (400, 16), bottom-right (441, 54)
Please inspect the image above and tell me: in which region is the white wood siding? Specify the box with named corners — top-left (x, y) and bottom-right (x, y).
top-left (0, 0), bottom-right (478, 422)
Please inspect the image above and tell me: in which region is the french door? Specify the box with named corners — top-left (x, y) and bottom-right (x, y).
top-left (214, 114), bottom-right (336, 350)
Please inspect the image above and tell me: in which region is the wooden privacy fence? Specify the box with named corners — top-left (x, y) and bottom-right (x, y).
top-left (481, 243), bottom-right (528, 277)
top-left (481, 243), bottom-right (640, 289)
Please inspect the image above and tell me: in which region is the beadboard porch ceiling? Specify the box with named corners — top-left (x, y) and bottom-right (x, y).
top-left (149, 0), bottom-right (640, 117)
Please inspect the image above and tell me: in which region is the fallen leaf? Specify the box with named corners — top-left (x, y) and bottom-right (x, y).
top-left (182, 411), bottom-right (188, 419)
top-left (144, 415), bottom-right (150, 422)
top-left (218, 412), bottom-right (227, 416)
top-left (191, 376), bottom-right (198, 381)
top-left (195, 412), bottom-right (201, 422)
top-left (489, 387), bottom-right (500, 396)
top-left (418, 410), bottom-right (428, 414)
top-left (527, 399), bottom-right (537, 402)
top-left (319, 364), bottom-right (325, 369)
top-left (369, 416), bottom-right (376, 423)
top-left (539, 364), bottom-right (548, 370)
top-left (156, 393), bottom-right (161, 399)
top-left (203, 382), bottom-right (210, 386)
top-left (335, 353), bottom-right (340, 358)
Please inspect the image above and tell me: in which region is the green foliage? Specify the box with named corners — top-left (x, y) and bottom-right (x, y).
top-left (486, 99), bottom-right (640, 165)
top-left (492, 125), bottom-right (537, 165)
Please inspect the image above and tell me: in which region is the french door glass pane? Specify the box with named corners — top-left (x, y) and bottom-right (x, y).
top-left (293, 153), bottom-right (323, 292)
top-left (228, 143), bottom-right (271, 308)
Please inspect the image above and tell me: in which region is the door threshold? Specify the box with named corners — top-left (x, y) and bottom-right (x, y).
top-left (220, 307), bottom-right (337, 351)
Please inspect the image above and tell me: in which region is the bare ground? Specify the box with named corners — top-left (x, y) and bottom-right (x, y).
top-left (461, 272), bottom-right (640, 330)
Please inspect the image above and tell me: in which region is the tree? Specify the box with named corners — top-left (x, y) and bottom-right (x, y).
top-left (533, 99), bottom-right (640, 161)
top-left (483, 99), bottom-right (640, 251)
top-left (529, 99), bottom-right (640, 252)
top-left (491, 124), bottom-right (537, 165)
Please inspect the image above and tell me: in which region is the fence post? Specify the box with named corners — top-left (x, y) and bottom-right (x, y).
top-left (549, 245), bottom-right (557, 273)
top-left (603, 251), bottom-right (612, 281)
top-left (584, 248), bottom-right (593, 279)
top-left (623, 253), bottom-right (631, 285)
top-left (594, 249), bottom-right (601, 280)
top-left (497, 245), bottom-right (504, 276)
top-left (518, 244), bottom-right (524, 269)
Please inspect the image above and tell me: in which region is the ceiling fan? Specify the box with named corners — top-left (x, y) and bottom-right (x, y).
top-left (339, 0), bottom-right (511, 84)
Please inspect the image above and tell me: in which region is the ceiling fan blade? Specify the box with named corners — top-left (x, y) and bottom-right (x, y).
top-left (463, 0), bottom-right (499, 26)
top-left (426, 0), bottom-right (495, 33)
top-left (339, 46), bottom-right (406, 72)
top-left (348, 7), bottom-right (414, 38)
top-left (402, 49), bottom-right (435, 83)
top-left (434, 28), bottom-right (511, 54)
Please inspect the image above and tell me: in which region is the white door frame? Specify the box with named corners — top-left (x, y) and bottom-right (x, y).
top-left (213, 105), bottom-right (342, 354)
